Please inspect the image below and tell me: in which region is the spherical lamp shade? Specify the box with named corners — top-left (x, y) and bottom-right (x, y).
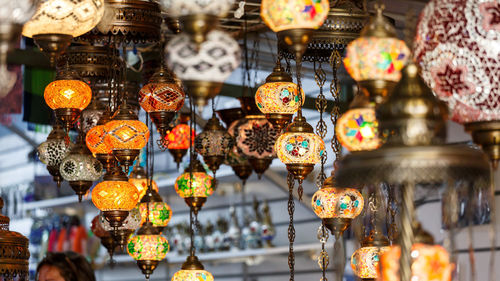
top-left (92, 181), bottom-right (139, 211)
top-left (127, 233), bottom-right (169, 261)
top-left (139, 81), bottom-right (184, 113)
top-left (256, 82), bottom-right (303, 115)
top-left (351, 246), bottom-right (389, 279)
top-left (161, 0), bottom-right (235, 17)
top-left (86, 124), bottom-right (112, 155)
top-left (231, 116), bottom-right (278, 159)
top-left (129, 177), bottom-right (159, 201)
top-left (90, 214), bottom-right (109, 238)
top-left (379, 243), bottom-right (454, 281)
top-left (336, 107), bottom-right (381, 151)
top-left (172, 270), bottom-right (214, 281)
top-left (260, 0), bottom-right (329, 32)
top-left (167, 124), bottom-right (195, 150)
top-left (311, 187), bottom-right (364, 219)
top-left (139, 202), bottom-right (172, 228)
top-left (104, 120), bottom-right (150, 151)
top-left (59, 151), bottom-right (102, 182)
top-left (44, 80), bottom-right (92, 110)
top-left (22, 0), bottom-right (105, 38)
top-left (195, 116), bottom-right (234, 173)
top-left (38, 137), bottom-right (70, 167)
top-left (174, 172), bottom-right (214, 198)
top-left (275, 132), bottom-right (325, 165)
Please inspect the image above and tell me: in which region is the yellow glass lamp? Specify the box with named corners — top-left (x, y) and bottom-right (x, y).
top-left (174, 159), bottom-right (214, 214)
top-left (172, 255), bottom-right (214, 281)
top-left (128, 223), bottom-right (169, 279)
top-left (129, 165), bottom-right (159, 200)
top-left (44, 65), bottom-right (92, 132)
top-left (351, 230), bottom-right (390, 280)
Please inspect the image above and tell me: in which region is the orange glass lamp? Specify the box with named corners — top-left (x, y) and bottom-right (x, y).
top-left (128, 222), bottom-right (169, 279)
top-left (255, 60), bottom-right (304, 131)
top-left (44, 65), bottom-right (92, 132)
top-left (104, 105), bottom-right (150, 173)
top-left (351, 230), bottom-right (390, 280)
top-left (311, 173), bottom-right (364, 238)
top-left (261, 0), bottom-right (329, 58)
top-left (86, 111), bottom-right (116, 171)
top-left (343, 5), bottom-right (410, 104)
top-left (92, 167), bottom-right (139, 228)
top-left (167, 114), bottom-right (195, 168)
top-left (172, 255), bottom-right (214, 281)
top-left (129, 165), bottom-right (159, 200)
top-left (139, 66), bottom-right (185, 146)
top-left (138, 189), bottom-right (172, 233)
top-left (174, 159), bottom-right (214, 214)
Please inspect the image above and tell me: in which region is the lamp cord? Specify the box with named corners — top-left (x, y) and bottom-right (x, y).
top-left (329, 50), bottom-right (342, 163)
top-left (287, 173), bottom-right (296, 281)
top-left (295, 56), bottom-right (304, 201)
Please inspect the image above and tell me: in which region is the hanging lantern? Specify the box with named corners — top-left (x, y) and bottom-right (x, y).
top-left (311, 173), bottom-right (364, 237)
top-left (80, 97), bottom-right (105, 134)
top-left (275, 113), bottom-right (325, 181)
top-left (37, 124), bottom-right (70, 188)
top-left (86, 111), bottom-right (115, 170)
top-left (172, 255), bottom-right (214, 281)
top-left (22, 0), bottom-right (105, 66)
top-left (44, 65), bottom-right (93, 132)
top-left (101, 208), bottom-right (141, 249)
top-left (139, 66), bottom-right (185, 146)
top-left (174, 159), bottom-right (214, 214)
top-left (261, 0), bottom-right (329, 59)
top-left (92, 167), bottom-right (139, 228)
top-left (129, 165), bottom-right (159, 200)
top-left (414, 0), bottom-right (500, 167)
top-left (336, 91), bottom-right (381, 151)
top-left (166, 29), bottom-right (241, 109)
top-left (104, 105), bottom-right (150, 173)
top-left (166, 114), bottom-right (195, 168)
top-left (195, 115), bottom-right (234, 174)
top-left (351, 230), bottom-right (390, 280)
top-left (343, 5), bottom-right (410, 104)
top-left (138, 190), bottom-right (172, 233)
top-left (91, 215), bottom-right (116, 259)
top-left (127, 223), bottom-right (169, 279)
top-left (255, 60), bottom-right (304, 131)
top-left (59, 140), bottom-right (103, 202)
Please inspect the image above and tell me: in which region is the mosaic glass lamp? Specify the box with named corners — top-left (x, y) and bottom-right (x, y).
top-left (128, 223), bottom-right (169, 279)
top-left (37, 124), bottom-right (70, 188)
top-left (172, 255), bottom-right (214, 281)
top-left (138, 189), bottom-right (172, 233)
top-left (174, 159), bottom-right (214, 214)
top-left (195, 115), bottom-right (234, 174)
top-left (351, 230), bottom-right (390, 280)
top-left (166, 114), bottom-right (195, 168)
top-left (129, 165), bottom-right (159, 200)
top-left (86, 111), bottom-right (115, 171)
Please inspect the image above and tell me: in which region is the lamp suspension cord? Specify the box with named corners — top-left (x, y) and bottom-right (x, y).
top-left (399, 181), bottom-right (415, 281)
top-left (295, 56), bottom-right (304, 201)
top-left (329, 50), bottom-right (342, 163)
top-left (287, 173), bottom-right (296, 281)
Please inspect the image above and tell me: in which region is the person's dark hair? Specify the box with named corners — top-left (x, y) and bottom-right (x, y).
top-left (36, 251), bottom-right (96, 281)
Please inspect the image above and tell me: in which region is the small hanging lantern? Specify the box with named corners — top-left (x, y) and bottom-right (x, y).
top-left (91, 215), bottom-right (116, 260)
top-left (101, 208), bottom-right (141, 249)
top-left (129, 165), bottom-right (159, 200)
top-left (138, 189), bottom-right (172, 233)
top-left (174, 159), bottom-right (214, 214)
top-left (166, 114), bottom-right (195, 168)
top-left (172, 255), bottom-right (214, 281)
top-left (139, 66), bottom-right (185, 147)
top-left (59, 139), bottom-right (103, 202)
top-left (44, 64), bottom-right (93, 132)
top-left (195, 114), bottom-right (234, 174)
top-left (343, 4), bottom-right (410, 104)
top-left (255, 60), bottom-right (304, 131)
top-left (92, 167), bottom-right (139, 228)
top-left (37, 124), bottom-right (70, 188)
top-left (80, 97), bottom-right (105, 134)
top-left (104, 105), bottom-right (150, 173)
top-left (127, 223), bottom-right (169, 280)
top-left (86, 110), bottom-right (115, 170)
top-left (351, 230), bottom-right (390, 280)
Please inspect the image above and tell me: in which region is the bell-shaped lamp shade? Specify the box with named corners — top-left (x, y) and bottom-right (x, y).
top-left (92, 181), bottom-right (139, 211)
top-left (172, 270), bottom-right (215, 281)
top-left (22, 0), bottom-right (105, 38)
top-left (351, 246), bottom-right (389, 279)
top-left (44, 79), bottom-right (92, 111)
top-left (174, 172), bottom-right (214, 198)
top-left (104, 120), bottom-right (150, 151)
top-left (167, 124), bottom-right (195, 150)
top-left (275, 132), bottom-right (325, 165)
top-left (255, 82), bottom-right (303, 115)
top-left (336, 107), bottom-right (381, 151)
top-left (311, 188), bottom-right (364, 219)
top-left (161, 0), bottom-right (234, 17)
top-left (260, 0), bottom-right (329, 32)
top-left (139, 81), bottom-right (185, 113)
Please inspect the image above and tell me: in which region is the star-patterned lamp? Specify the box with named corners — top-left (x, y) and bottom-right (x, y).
top-left (174, 159), bottom-right (214, 214)
top-left (351, 230), bottom-right (390, 280)
top-left (138, 189), bottom-right (172, 233)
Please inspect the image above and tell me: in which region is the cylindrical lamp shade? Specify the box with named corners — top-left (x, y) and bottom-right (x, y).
top-left (275, 132), bottom-right (325, 164)
top-left (44, 80), bottom-right (92, 110)
top-left (344, 38), bottom-right (410, 83)
top-left (86, 125), bottom-right (112, 155)
top-left (379, 243), bottom-right (454, 281)
top-left (102, 208), bottom-right (142, 231)
top-left (139, 83), bottom-right (185, 113)
top-left (174, 172), bottom-right (214, 198)
top-left (161, 0), bottom-right (235, 17)
top-left (336, 108), bottom-right (381, 151)
top-left (59, 153), bottom-right (103, 182)
top-left (22, 0), bottom-right (105, 38)
top-left (167, 124), bottom-right (195, 149)
top-left (260, 0), bottom-right (329, 32)
top-left (139, 202), bottom-right (172, 227)
top-left (351, 246), bottom-right (389, 279)
top-left (255, 82), bottom-right (304, 114)
top-left (127, 234), bottom-right (169, 261)
top-left (104, 120), bottom-right (150, 150)
top-left (92, 181), bottom-right (139, 211)
top-left (311, 188), bottom-right (364, 219)
top-left (172, 270), bottom-right (214, 281)
top-left (129, 178), bottom-right (159, 200)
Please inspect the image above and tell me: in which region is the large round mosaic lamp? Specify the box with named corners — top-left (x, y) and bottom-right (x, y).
top-left (174, 159), bottom-right (214, 214)
top-left (128, 223), bottom-right (169, 279)
top-left (172, 255), bottom-right (214, 281)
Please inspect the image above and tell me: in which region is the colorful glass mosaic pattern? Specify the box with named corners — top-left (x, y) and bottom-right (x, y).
top-left (139, 202), bottom-right (172, 227)
top-left (44, 79), bottom-right (92, 110)
top-left (224, 147), bottom-right (248, 166)
top-left (102, 208), bottom-right (141, 231)
top-left (311, 187), bottom-right (364, 219)
top-left (92, 181), bottom-right (139, 211)
top-left (104, 120), bottom-right (150, 151)
top-left (195, 129), bottom-right (234, 157)
top-left (86, 124), bottom-right (112, 155)
top-left (275, 132), bottom-right (324, 164)
top-left (380, 243), bottom-right (454, 281)
top-left (127, 234), bottom-right (169, 261)
top-left (344, 37), bottom-right (410, 82)
top-left (139, 82), bottom-right (185, 113)
top-left (255, 82), bottom-right (304, 115)
top-left (174, 172), bottom-right (214, 198)
top-left (167, 124), bottom-right (195, 150)
top-left (60, 153), bottom-right (103, 182)
top-left (336, 108), bottom-right (381, 151)
top-left (37, 139), bottom-right (70, 167)
top-left (172, 269), bottom-right (214, 281)
top-left (415, 0), bottom-right (500, 123)
top-left (129, 178), bottom-right (159, 200)
top-left (229, 116), bottom-right (278, 159)
top-left (260, 0), bottom-right (329, 32)
top-left (351, 246), bottom-right (389, 279)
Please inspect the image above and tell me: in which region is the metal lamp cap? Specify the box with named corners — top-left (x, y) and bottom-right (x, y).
top-left (181, 255), bottom-right (205, 270)
top-left (360, 4), bottom-right (397, 38)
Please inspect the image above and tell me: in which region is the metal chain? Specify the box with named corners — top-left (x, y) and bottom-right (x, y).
top-left (329, 50), bottom-right (342, 162)
top-left (316, 224), bottom-right (329, 281)
top-left (314, 62), bottom-right (327, 189)
top-left (399, 181), bottom-right (415, 281)
top-left (287, 173), bottom-right (296, 281)
top-left (387, 185), bottom-right (398, 244)
top-left (285, 55), bottom-right (292, 76)
top-left (295, 58), bottom-right (304, 201)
